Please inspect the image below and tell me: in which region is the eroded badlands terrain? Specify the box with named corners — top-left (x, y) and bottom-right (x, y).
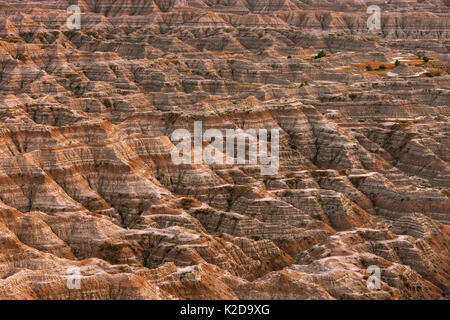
top-left (0, 0), bottom-right (449, 299)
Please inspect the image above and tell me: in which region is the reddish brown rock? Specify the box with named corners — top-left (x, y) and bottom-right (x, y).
top-left (0, 0), bottom-right (448, 300)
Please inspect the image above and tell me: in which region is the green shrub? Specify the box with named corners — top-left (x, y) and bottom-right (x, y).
top-left (395, 60), bottom-right (400, 67)
top-left (377, 64), bottom-right (386, 70)
top-left (425, 71), bottom-right (441, 77)
top-left (422, 56), bottom-right (429, 63)
top-left (366, 65), bottom-right (373, 71)
top-left (349, 93), bottom-right (358, 100)
top-left (314, 50), bottom-right (327, 59)
top-left (299, 81), bottom-right (309, 88)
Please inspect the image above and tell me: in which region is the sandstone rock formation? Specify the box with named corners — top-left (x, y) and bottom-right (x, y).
top-left (0, 0), bottom-right (448, 300)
